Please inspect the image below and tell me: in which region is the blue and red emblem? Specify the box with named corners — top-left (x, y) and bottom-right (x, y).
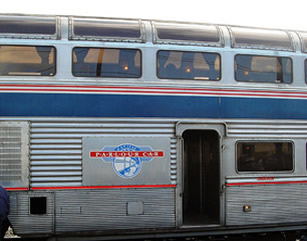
top-left (90, 144), bottom-right (164, 178)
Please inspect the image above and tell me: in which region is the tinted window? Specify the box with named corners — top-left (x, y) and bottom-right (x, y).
top-left (155, 22), bottom-right (220, 43)
top-left (72, 48), bottom-right (141, 78)
top-left (0, 15), bottom-right (56, 35)
top-left (158, 50), bottom-right (220, 80)
top-left (231, 27), bottom-right (292, 51)
top-left (235, 55), bottom-right (292, 83)
top-left (237, 142), bottom-right (293, 172)
top-left (73, 18), bottom-right (141, 39)
top-left (0, 46), bottom-right (56, 76)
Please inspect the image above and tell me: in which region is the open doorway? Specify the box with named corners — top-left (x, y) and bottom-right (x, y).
top-left (182, 130), bottom-right (220, 225)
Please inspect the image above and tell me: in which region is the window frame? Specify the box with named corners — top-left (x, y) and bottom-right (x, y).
top-left (156, 50), bottom-right (222, 81)
top-left (234, 53), bottom-right (293, 84)
top-left (71, 47), bottom-right (142, 79)
top-left (304, 59), bottom-right (307, 84)
top-left (0, 44), bottom-right (57, 77)
top-left (235, 140), bottom-right (295, 174)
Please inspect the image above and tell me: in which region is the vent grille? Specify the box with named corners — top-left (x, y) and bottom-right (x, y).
top-left (0, 122), bottom-right (29, 187)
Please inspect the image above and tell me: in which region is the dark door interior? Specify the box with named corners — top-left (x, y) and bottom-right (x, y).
top-left (183, 130), bottom-right (220, 225)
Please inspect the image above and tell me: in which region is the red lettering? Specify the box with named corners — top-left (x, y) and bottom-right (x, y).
top-left (90, 150), bottom-right (164, 158)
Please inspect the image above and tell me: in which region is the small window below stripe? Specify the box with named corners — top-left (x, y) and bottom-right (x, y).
top-left (237, 142), bottom-right (293, 172)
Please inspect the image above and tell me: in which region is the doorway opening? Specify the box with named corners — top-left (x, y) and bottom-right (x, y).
top-left (182, 130), bottom-right (220, 225)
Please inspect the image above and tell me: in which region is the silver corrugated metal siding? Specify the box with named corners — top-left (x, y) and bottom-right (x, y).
top-left (30, 119), bottom-right (177, 187)
top-left (9, 192), bottom-right (54, 235)
top-left (226, 183), bottom-right (307, 225)
top-left (55, 188), bottom-right (176, 232)
top-left (227, 120), bottom-right (307, 138)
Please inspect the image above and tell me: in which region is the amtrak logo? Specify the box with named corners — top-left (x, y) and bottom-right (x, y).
top-left (90, 144), bottom-right (164, 178)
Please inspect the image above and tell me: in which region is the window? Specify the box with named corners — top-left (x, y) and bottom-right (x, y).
top-left (157, 50), bottom-right (220, 80)
top-left (72, 48), bottom-right (141, 78)
top-left (237, 142), bottom-right (293, 172)
top-left (0, 15), bottom-right (56, 35)
top-left (235, 55), bottom-right (292, 83)
top-left (230, 27), bottom-right (293, 51)
top-left (154, 22), bottom-right (220, 45)
top-left (0, 46), bottom-right (56, 76)
top-left (305, 59), bottom-right (307, 83)
top-left (72, 18), bottom-right (142, 40)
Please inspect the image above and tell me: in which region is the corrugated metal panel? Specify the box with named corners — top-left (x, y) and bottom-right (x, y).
top-left (8, 192), bottom-right (54, 235)
top-left (226, 183), bottom-right (307, 225)
top-left (55, 188), bottom-right (176, 232)
top-left (30, 120), bottom-right (177, 187)
top-left (227, 120), bottom-right (307, 138)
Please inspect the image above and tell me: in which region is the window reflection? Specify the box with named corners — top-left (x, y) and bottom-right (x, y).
top-left (235, 55), bottom-right (292, 83)
top-left (158, 50), bottom-right (220, 80)
top-left (72, 48), bottom-right (141, 78)
top-left (237, 142), bottom-right (293, 172)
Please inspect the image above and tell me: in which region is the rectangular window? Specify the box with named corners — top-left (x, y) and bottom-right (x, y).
top-left (0, 15), bottom-right (57, 35)
top-left (235, 55), bottom-right (292, 83)
top-left (0, 46), bottom-right (56, 76)
top-left (155, 22), bottom-right (220, 43)
top-left (72, 18), bottom-right (141, 39)
top-left (237, 142), bottom-right (293, 172)
top-left (157, 50), bottom-right (221, 80)
top-left (230, 27), bottom-right (292, 51)
top-left (305, 59), bottom-right (307, 83)
top-left (72, 48), bottom-right (141, 78)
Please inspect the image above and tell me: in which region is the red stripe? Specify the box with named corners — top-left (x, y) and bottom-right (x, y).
top-left (227, 180), bottom-right (307, 186)
top-left (0, 87), bottom-right (304, 99)
top-left (0, 87), bottom-right (298, 98)
top-left (0, 84), bottom-right (307, 99)
top-left (5, 187), bottom-right (29, 191)
top-left (0, 83), bottom-right (303, 95)
top-left (31, 184), bottom-right (176, 190)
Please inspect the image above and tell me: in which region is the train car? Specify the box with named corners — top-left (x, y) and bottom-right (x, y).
top-left (1, 13), bottom-right (307, 240)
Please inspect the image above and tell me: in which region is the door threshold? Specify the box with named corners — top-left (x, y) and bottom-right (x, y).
top-left (180, 224), bottom-right (222, 229)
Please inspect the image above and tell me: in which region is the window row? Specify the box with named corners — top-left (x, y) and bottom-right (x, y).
top-left (0, 45), bottom-right (298, 84)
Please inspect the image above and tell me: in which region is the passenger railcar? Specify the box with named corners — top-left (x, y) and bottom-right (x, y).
top-left (1, 14), bottom-right (307, 240)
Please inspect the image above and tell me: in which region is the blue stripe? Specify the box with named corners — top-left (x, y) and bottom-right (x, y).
top-left (0, 93), bottom-right (305, 119)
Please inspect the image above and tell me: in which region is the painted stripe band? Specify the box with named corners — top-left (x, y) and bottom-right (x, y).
top-left (5, 187), bottom-right (29, 191)
top-left (31, 184), bottom-right (176, 190)
top-left (227, 180), bottom-right (307, 186)
top-left (1, 83), bottom-right (307, 99)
